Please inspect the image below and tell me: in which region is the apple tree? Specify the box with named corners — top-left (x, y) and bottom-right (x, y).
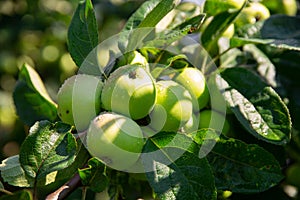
top-left (1, 0), bottom-right (300, 199)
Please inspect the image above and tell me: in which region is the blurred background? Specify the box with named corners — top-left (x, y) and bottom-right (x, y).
top-left (0, 0), bottom-right (145, 161)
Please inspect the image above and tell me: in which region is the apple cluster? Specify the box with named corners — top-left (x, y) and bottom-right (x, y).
top-left (56, 51), bottom-right (230, 171)
top-left (203, 0), bottom-right (297, 40)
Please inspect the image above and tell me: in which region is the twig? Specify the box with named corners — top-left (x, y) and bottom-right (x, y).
top-left (0, 188), bottom-right (13, 195)
top-left (45, 173), bottom-right (82, 200)
top-left (81, 187), bottom-right (87, 200)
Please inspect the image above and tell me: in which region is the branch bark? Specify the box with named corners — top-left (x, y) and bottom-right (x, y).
top-left (45, 173), bottom-right (82, 200)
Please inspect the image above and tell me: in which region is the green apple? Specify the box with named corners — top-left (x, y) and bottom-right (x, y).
top-left (200, 17), bottom-right (235, 39)
top-left (280, 0), bottom-right (297, 16)
top-left (262, 0), bottom-right (297, 16)
top-left (149, 80), bottom-right (193, 132)
top-left (235, 2), bottom-right (270, 27)
top-left (221, 190), bottom-right (233, 198)
top-left (222, 24), bottom-right (235, 38)
top-left (57, 74), bottom-right (103, 132)
top-left (86, 112), bottom-right (144, 171)
top-left (141, 126), bottom-right (157, 138)
top-left (101, 64), bottom-right (156, 120)
top-left (204, 0), bottom-right (246, 16)
top-left (115, 51), bottom-right (149, 70)
top-left (199, 110), bottom-right (230, 134)
top-left (180, 112), bottom-right (200, 134)
top-left (172, 67), bottom-right (209, 111)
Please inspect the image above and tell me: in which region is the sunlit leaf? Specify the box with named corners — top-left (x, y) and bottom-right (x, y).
top-left (68, 0), bottom-right (98, 67)
top-left (216, 68), bottom-right (291, 145)
top-left (13, 64), bottom-right (57, 126)
top-left (142, 132), bottom-right (217, 200)
top-left (0, 155), bottom-right (33, 187)
top-left (78, 157), bottom-right (108, 193)
top-left (193, 130), bottom-right (284, 193)
top-left (19, 121), bottom-right (77, 179)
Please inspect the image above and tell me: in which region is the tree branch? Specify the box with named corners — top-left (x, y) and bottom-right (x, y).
top-left (45, 173), bottom-right (82, 200)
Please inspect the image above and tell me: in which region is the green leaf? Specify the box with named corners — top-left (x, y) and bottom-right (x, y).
top-left (194, 134), bottom-right (284, 193)
top-left (0, 155), bottom-right (33, 187)
top-left (203, 0), bottom-right (243, 16)
top-left (13, 64), bottom-right (57, 126)
top-left (35, 140), bottom-right (90, 199)
top-left (230, 36), bottom-right (300, 51)
top-left (67, 0), bottom-right (98, 67)
top-left (216, 68), bottom-right (291, 145)
top-left (142, 132), bottom-right (217, 200)
top-left (243, 44), bottom-right (277, 87)
top-left (234, 15), bottom-right (300, 51)
top-left (78, 157), bottom-right (108, 193)
top-left (219, 48), bottom-right (244, 69)
top-left (119, 0), bottom-right (179, 52)
top-left (144, 13), bottom-right (205, 49)
top-left (144, 25), bottom-right (193, 49)
top-left (235, 20), bottom-right (264, 38)
top-left (271, 50), bottom-right (300, 83)
top-left (123, 0), bottom-right (179, 31)
top-left (19, 121), bottom-right (77, 180)
top-left (201, 5), bottom-right (245, 55)
top-left (0, 190), bottom-right (32, 200)
top-left (138, 0), bottom-right (178, 28)
top-left (260, 15), bottom-right (300, 51)
top-left (230, 37), bottom-right (272, 49)
top-left (172, 14), bottom-right (206, 32)
top-left (260, 15), bottom-right (300, 42)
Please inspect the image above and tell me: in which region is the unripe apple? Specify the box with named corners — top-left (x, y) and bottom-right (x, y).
top-left (116, 51), bottom-right (149, 70)
top-left (235, 2), bottom-right (270, 27)
top-left (86, 112), bottom-right (144, 171)
top-left (149, 80), bottom-right (193, 132)
top-left (101, 64), bottom-right (156, 120)
top-left (172, 67), bottom-right (209, 111)
top-left (57, 74), bottom-right (103, 132)
top-left (222, 24), bottom-right (235, 38)
top-left (204, 0), bottom-right (246, 16)
top-left (200, 17), bottom-right (235, 39)
top-left (262, 0), bottom-right (297, 16)
top-left (199, 110), bottom-right (230, 134)
top-left (181, 112), bottom-right (200, 134)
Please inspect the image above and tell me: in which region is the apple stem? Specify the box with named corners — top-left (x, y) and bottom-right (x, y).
top-left (75, 131), bottom-right (88, 140)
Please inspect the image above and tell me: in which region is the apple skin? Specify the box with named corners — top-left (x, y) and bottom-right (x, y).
top-left (262, 0), bottom-right (297, 16)
top-left (181, 112), bottom-right (200, 134)
top-left (101, 64), bottom-right (156, 120)
top-left (116, 51), bottom-right (149, 70)
top-left (149, 80), bottom-right (193, 132)
top-left (204, 0), bottom-right (245, 16)
top-left (201, 17), bottom-right (235, 39)
top-left (222, 24), bottom-right (235, 38)
top-left (199, 110), bottom-right (230, 134)
top-left (86, 112), bottom-right (144, 171)
top-left (173, 67), bottom-right (209, 111)
top-left (57, 74), bottom-right (103, 132)
top-left (235, 2), bottom-right (270, 27)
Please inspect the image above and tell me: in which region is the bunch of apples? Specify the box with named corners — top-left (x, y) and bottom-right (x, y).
top-left (56, 51), bottom-right (229, 171)
top-left (203, 0), bottom-right (298, 39)
top-left (54, 0), bottom-right (299, 172)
